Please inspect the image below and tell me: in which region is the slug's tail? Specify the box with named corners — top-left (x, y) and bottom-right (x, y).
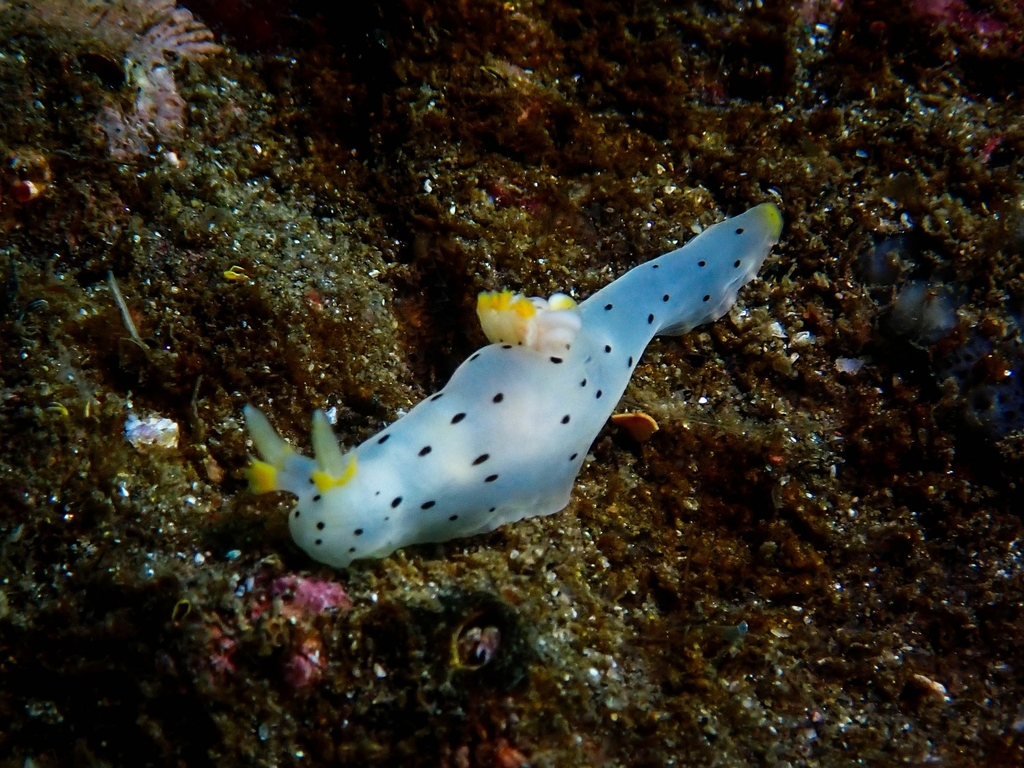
top-left (656, 202), bottom-right (783, 336)
top-left (577, 202), bottom-right (783, 357)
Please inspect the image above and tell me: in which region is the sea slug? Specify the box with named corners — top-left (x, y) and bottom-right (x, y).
top-left (245, 202), bottom-right (783, 567)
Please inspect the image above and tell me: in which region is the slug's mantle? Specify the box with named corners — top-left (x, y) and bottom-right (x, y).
top-left (245, 203), bottom-right (783, 568)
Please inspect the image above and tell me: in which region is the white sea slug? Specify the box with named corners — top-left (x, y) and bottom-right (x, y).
top-left (244, 202), bottom-right (783, 568)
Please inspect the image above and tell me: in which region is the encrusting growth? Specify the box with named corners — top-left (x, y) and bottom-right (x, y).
top-left (18, 0), bottom-right (221, 158)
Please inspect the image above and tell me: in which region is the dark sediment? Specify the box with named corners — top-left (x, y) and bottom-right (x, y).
top-left (1, 0), bottom-right (1023, 765)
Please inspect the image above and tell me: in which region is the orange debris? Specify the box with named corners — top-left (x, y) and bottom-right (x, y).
top-left (611, 411), bottom-right (659, 441)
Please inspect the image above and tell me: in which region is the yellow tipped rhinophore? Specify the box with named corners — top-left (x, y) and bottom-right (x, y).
top-left (243, 405), bottom-right (357, 495)
top-left (246, 459), bottom-right (279, 494)
top-left (311, 461), bottom-right (357, 492)
top-left (310, 409), bottom-right (357, 491)
top-left (244, 405), bottom-right (291, 465)
top-left (243, 404), bottom-right (293, 493)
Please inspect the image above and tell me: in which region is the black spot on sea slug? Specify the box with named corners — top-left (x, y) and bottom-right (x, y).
top-left (308, 477), bottom-right (315, 484)
top-left (421, 500), bottom-right (435, 509)
top-left (473, 453), bottom-right (490, 465)
top-left (377, 434), bottom-right (390, 444)
top-left (580, 379), bottom-right (587, 387)
top-left (485, 474), bottom-right (499, 483)
top-left (628, 356), bottom-right (633, 366)
top-left (313, 494), bottom-right (322, 502)
top-left (550, 356), bottom-right (563, 364)
top-left (703, 294), bottom-right (710, 302)
top-left (469, 353), bottom-right (480, 361)
top-left (652, 264), bottom-right (660, 269)
top-left (354, 528), bottom-right (363, 536)
top-left (315, 539), bottom-right (322, 546)
top-left (418, 445), bottom-right (432, 456)
top-left (663, 294), bottom-right (670, 302)
top-left (431, 393), bottom-right (444, 402)
top-left (570, 453), bottom-right (578, 461)
top-left (294, 510), bottom-right (300, 519)
top-left (449, 515), bottom-right (458, 521)
top-left (348, 546), bottom-right (355, 553)
top-left (561, 414), bottom-right (570, 424)
top-left (451, 413), bottom-right (466, 424)
top-left (502, 344), bottom-right (512, 349)
top-left (648, 314), bottom-right (654, 324)
top-left (735, 227), bottom-right (744, 234)
top-left (698, 260), bottom-right (706, 267)
top-left (317, 521), bottom-right (325, 530)
top-left (604, 345), bottom-right (612, 353)
top-left (493, 393), bottom-right (504, 403)
top-left (596, 390), bottom-right (603, 398)
top-left (391, 496), bottom-right (402, 507)
top-left (489, 507), bottom-right (496, 513)
top-left (605, 303), bottom-right (613, 310)
top-left (734, 260), bottom-right (741, 268)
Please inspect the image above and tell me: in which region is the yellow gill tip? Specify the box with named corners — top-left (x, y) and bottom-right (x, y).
top-left (511, 296), bottom-right (536, 318)
top-left (547, 293), bottom-right (578, 310)
top-left (477, 290), bottom-right (515, 312)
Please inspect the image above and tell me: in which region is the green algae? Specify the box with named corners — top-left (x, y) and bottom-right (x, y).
top-left (1, 0), bottom-right (1023, 765)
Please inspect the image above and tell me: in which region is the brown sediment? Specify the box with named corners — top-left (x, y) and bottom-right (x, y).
top-left (0, 0), bottom-right (1022, 765)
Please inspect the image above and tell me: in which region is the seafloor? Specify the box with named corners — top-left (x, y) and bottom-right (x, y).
top-left (1, 0), bottom-right (1023, 765)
